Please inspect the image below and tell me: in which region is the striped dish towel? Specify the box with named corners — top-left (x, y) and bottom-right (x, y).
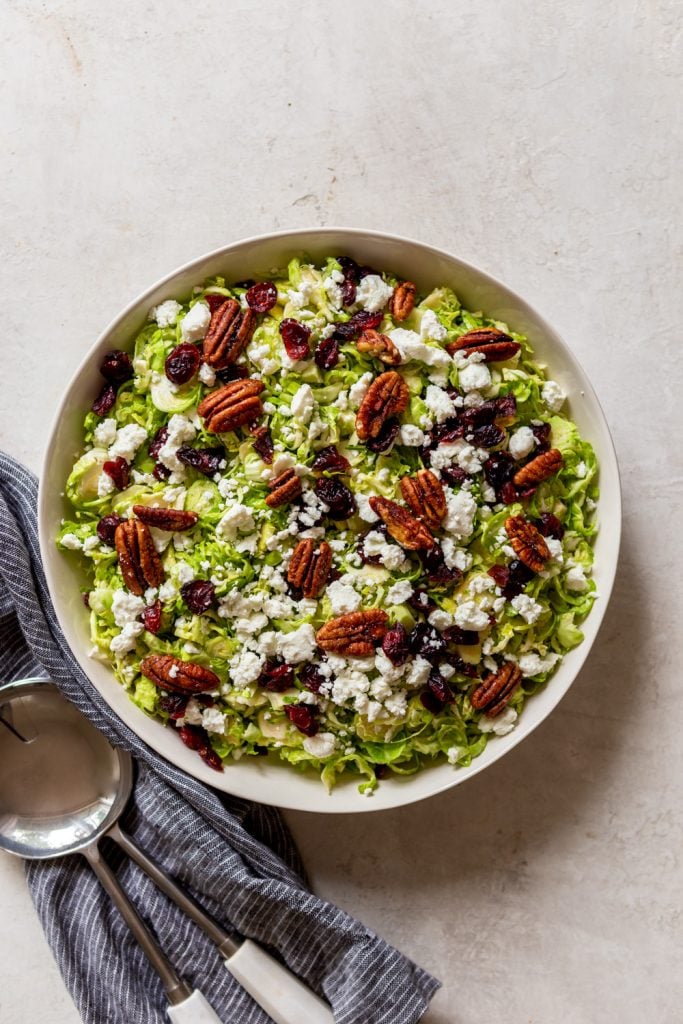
top-left (0, 452), bottom-right (439, 1024)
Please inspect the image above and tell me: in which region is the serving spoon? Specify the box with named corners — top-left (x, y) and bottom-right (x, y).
top-left (0, 677), bottom-right (334, 1024)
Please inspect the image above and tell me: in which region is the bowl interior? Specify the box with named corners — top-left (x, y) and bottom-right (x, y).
top-left (38, 229), bottom-right (621, 812)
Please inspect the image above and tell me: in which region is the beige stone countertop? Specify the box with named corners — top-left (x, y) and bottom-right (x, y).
top-left (0, 1), bottom-right (680, 1022)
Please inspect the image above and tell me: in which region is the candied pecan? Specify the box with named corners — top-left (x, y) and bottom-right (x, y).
top-left (316, 609), bottom-right (389, 657)
top-left (265, 467), bottom-right (302, 508)
top-left (287, 539), bottom-right (333, 599)
top-left (369, 496), bottom-right (435, 551)
top-left (446, 327), bottom-right (521, 362)
top-left (389, 281), bottom-right (417, 321)
top-left (400, 470), bottom-right (446, 531)
top-left (505, 515), bottom-right (550, 573)
top-left (471, 662), bottom-right (522, 717)
top-left (356, 329), bottom-right (401, 365)
top-left (203, 298), bottom-right (257, 368)
top-left (198, 378), bottom-right (264, 433)
top-left (356, 371), bottom-right (409, 441)
top-left (114, 520), bottom-right (164, 596)
top-left (132, 505), bottom-right (198, 532)
top-left (140, 654), bottom-right (219, 693)
top-left (513, 448), bottom-right (563, 488)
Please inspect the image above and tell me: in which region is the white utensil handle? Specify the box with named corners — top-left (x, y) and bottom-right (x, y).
top-left (167, 989), bottom-right (224, 1023)
top-left (225, 939), bottom-right (334, 1024)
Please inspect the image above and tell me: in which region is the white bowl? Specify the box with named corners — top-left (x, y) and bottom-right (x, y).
top-left (38, 228), bottom-right (621, 813)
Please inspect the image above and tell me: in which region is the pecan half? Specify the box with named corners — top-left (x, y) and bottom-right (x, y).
top-left (203, 299), bottom-right (257, 368)
top-left (356, 329), bottom-right (401, 365)
top-left (369, 496), bottom-right (435, 550)
top-left (513, 448), bottom-right (563, 488)
top-left (390, 281), bottom-right (416, 321)
top-left (400, 470), bottom-right (446, 531)
top-left (287, 539), bottom-right (333, 598)
top-left (114, 520), bottom-right (164, 596)
top-left (140, 654), bottom-right (219, 694)
top-left (265, 467), bottom-right (302, 508)
top-left (446, 327), bottom-right (520, 362)
top-left (505, 515), bottom-right (550, 573)
top-left (471, 662), bottom-right (522, 717)
top-left (132, 505), bottom-right (199, 532)
top-left (198, 378), bottom-right (264, 433)
top-left (316, 609), bottom-right (389, 657)
top-left (356, 371), bottom-right (409, 441)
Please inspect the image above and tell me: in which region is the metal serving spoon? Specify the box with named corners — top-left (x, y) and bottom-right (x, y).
top-left (0, 678), bottom-right (333, 1024)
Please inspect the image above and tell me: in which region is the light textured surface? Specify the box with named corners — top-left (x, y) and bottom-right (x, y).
top-left (0, 1), bottom-right (680, 1022)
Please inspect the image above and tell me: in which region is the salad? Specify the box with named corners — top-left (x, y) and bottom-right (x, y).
top-left (58, 256), bottom-right (598, 795)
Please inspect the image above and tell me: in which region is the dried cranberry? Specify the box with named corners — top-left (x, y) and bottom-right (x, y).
top-left (536, 512), bottom-right (565, 539)
top-left (97, 513), bottom-right (124, 546)
top-left (181, 580), bottom-right (216, 614)
top-left (470, 424), bottom-right (506, 449)
top-left (149, 426), bottom-right (169, 460)
top-left (246, 281), bottom-right (277, 312)
top-left (487, 565), bottom-right (510, 591)
top-left (367, 418), bottom-right (399, 454)
top-left (499, 481), bottom-right (520, 505)
top-left (100, 350), bottom-right (133, 386)
top-left (279, 318), bottom-right (311, 361)
top-left (315, 477), bottom-right (357, 519)
top-left (357, 264), bottom-right (376, 280)
top-left (332, 310), bottom-right (383, 340)
top-left (82, 592), bottom-right (91, 608)
top-left (409, 589), bottom-right (438, 617)
top-left (483, 451), bottom-right (516, 491)
top-left (420, 688), bottom-right (446, 714)
top-left (205, 293), bottom-right (229, 312)
top-left (92, 383), bottom-right (117, 416)
top-left (374, 764), bottom-right (389, 779)
top-left (299, 663), bottom-right (326, 693)
top-left (160, 694), bottom-right (189, 719)
top-left (165, 343), bottom-right (200, 385)
top-left (451, 656), bottom-right (481, 679)
top-left (440, 466), bottom-right (469, 487)
top-left (178, 725), bottom-right (223, 771)
top-left (199, 745), bottom-right (223, 771)
top-left (233, 278), bottom-right (255, 289)
top-left (443, 626), bottom-right (479, 646)
top-left (252, 426), bottom-right (274, 464)
top-left (495, 394), bottom-right (517, 422)
top-left (531, 422), bottom-right (551, 452)
top-left (258, 659), bottom-right (294, 692)
top-left (312, 445), bottom-right (350, 474)
top-left (216, 364), bottom-right (249, 383)
top-left (337, 256), bottom-right (359, 306)
top-left (141, 600), bottom-right (163, 634)
top-left (176, 445), bottom-right (224, 477)
top-left (102, 457), bottom-right (129, 490)
top-left (420, 546), bottom-right (462, 587)
top-left (381, 624), bottom-right (411, 665)
top-left (284, 703), bottom-right (319, 736)
top-left (431, 420), bottom-right (464, 444)
top-left (488, 559), bottom-right (534, 598)
top-left (410, 622), bottom-right (447, 661)
top-left (428, 670), bottom-right (455, 705)
top-left (153, 463), bottom-right (171, 481)
top-left (460, 402), bottom-right (498, 429)
top-left (314, 335), bottom-right (340, 370)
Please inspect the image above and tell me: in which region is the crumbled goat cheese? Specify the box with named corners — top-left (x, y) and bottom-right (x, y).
top-left (386, 580), bottom-right (413, 605)
top-left (83, 536), bottom-right (99, 554)
top-left (287, 279), bottom-right (315, 308)
top-left (443, 489), bottom-right (477, 538)
top-left (216, 503), bottom-right (255, 542)
top-left (93, 418), bottom-right (118, 447)
top-left (110, 622), bottom-right (144, 655)
top-left (510, 594), bottom-right (544, 624)
top-left (181, 699), bottom-right (204, 725)
top-left (348, 372), bottom-right (374, 408)
top-left (201, 708), bottom-right (226, 734)
top-left (420, 309), bottom-right (447, 341)
top-left (180, 302), bottom-right (210, 342)
top-left (509, 426), bottom-right (536, 460)
top-left (363, 531), bottom-right (407, 570)
top-left (303, 732), bottom-right (337, 758)
top-left (388, 328), bottom-right (452, 367)
top-left (405, 656), bottom-right (432, 688)
top-left (517, 651), bottom-right (560, 676)
top-left (108, 423), bottom-right (148, 463)
top-left (424, 384), bottom-right (456, 424)
top-left (290, 384), bottom-right (316, 424)
top-left (324, 269), bottom-right (344, 308)
top-left (428, 609), bottom-right (454, 630)
top-left (248, 342), bottom-right (280, 376)
top-left (399, 424), bottom-right (425, 446)
top-left (454, 601), bottom-right (490, 631)
top-left (111, 589), bottom-right (145, 627)
top-left (276, 623), bottom-right (317, 664)
top-left (575, 461), bottom-right (587, 478)
top-left (61, 533), bottom-right (83, 550)
top-left (542, 380), bottom-right (565, 411)
top-left (545, 537), bottom-right (564, 563)
top-left (440, 537), bottom-right (472, 571)
top-left (157, 414), bottom-right (196, 473)
top-left (459, 361), bottom-right (492, 392)
top-left (198, 362), bottom-right (216, 386)
top-left (478, 706), bottom-right (518, 736)
top-left (356, 492), bottom-right (380, 523)
top-left (565, 563), bottom-right (589, 591)
top-left (326, 580), bottom-right (361, 615)
top-left (175, 561), bottom-right (195, 585)
top-left (355, 274), bottom-right (394, 312)
top-left (229, 650), bottom-right (265, 686)
top-left (151, 299), bottom-right (182, 327)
